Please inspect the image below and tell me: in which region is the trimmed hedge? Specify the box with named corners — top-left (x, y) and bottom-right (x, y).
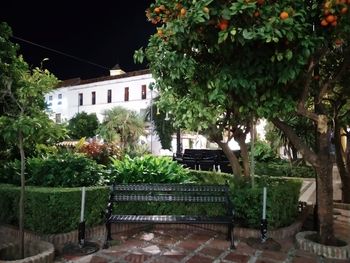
top-left (232, 177), bottom-right (302, 229)
top-left (0, 184), bottom-right (109, 234)
top-left (255, 162), bottom-right (315, 178)
top-left (0, 171), bottom-right (302, 234)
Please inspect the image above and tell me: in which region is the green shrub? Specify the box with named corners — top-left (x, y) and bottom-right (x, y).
top-left (108, 155), bottom-right (192, 183)
top-left (232, 177), bottom-right (302, 229)
top-left (0, 184), bottom-right (108, 234)
top-left (188, 170), bottom-right (234, 184)
top-left (255, 161), bottom-right (315, 178)
top-left (27, 152), bottom-right (106, 187)
top-left (0, 160), bottom-right (21, 185)
top-left (250, 140), bottom-right (277, 162)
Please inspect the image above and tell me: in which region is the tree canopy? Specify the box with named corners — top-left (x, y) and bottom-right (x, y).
top-left (136, 0), bottom-right (350, 245)
top-left (68, 112), bottom-right (99, 139)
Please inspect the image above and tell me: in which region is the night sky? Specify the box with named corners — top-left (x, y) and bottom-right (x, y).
top-left (0, 1), bottom-right (155, 80)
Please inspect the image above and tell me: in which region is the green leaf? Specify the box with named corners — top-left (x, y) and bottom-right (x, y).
top-left (285, 50), bottom-right (293, 61)
top-left (242, 29), bottom-right (254, 40)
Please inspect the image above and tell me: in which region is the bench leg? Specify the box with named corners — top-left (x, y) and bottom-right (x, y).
top-left (228, 223), bottom-right (235, 249)
top-left (103, 222), bottom-right (113, 249)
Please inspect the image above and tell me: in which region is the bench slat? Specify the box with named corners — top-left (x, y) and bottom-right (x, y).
top-left (112, 194), bottom-right (227, 203)
top-left (108, 215), bottom-right (232, 224)
top-left (112, 184), bottom-right (228, 192)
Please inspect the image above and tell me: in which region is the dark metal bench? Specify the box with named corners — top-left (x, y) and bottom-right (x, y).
top-left (104, 183), bottom-right (235, 248)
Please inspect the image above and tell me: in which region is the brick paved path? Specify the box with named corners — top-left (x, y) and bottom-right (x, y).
top-left (59, 213), bottom-right (350, 263)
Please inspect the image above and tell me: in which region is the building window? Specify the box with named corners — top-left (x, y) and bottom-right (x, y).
top-left (124, 87), bottom-right (129, 101)
top-left (92, 91), bottom-right (96, 105)
top-left (141, 85), bottom-right (147, 100)
top-left (107, 89), bottom-right (112, 103)
top-left (55, 113), bottom-right (61, 124)
top-left (58, 94), bottom-right (62, 99)
top-left (79, 93), bottom-right (83, 106)
top-left (49, 95), bottom-right (53, 101)
top-left (58, 101), bottom-right (62, 105)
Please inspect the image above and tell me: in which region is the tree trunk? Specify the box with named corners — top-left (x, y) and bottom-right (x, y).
top-left (334, 122), bottom-right (350, 203)
top-left (18, 131), bottom-right (25, 259)
top-left (315, 159), bottom-right (334, 244)
top-left (315, 123), bottom-right (335, 245)
top-left (236, 136), bottom-right (250, 177)
top-left (216, 140), bottom-right (242, 176)
top-left (272, 118), bottom-right (335, 244)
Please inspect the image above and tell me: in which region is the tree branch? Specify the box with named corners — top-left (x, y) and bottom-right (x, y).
top-left (272, 118), bottom-right (319, 167)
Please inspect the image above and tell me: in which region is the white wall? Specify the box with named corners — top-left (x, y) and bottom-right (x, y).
top-left (46, 73), bottom-right (155, 123)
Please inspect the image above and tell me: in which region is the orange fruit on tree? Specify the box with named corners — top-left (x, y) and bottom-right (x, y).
top-left (326, 15), bottom-right (336, 23)
top-left (254, 11), bottom-right (260, 17)
top-left (280, 11), bottom-right (289, 20)
top-left (331, 20), bottom-right (337, 26)
top-left (218, 19), bottom-right (229, 30)
top-left (154, 7), bottom-right (161, 14)
top-left (257, 0), bottom-right (265, 5)
top-left (180, 8), bottom-right (187, 16)
top-left (203, 7), bottom-right (209, 13)
top-left (340, 7), bottom-right (348, 14)
top-left (320, 19), bottom-right (329, 26)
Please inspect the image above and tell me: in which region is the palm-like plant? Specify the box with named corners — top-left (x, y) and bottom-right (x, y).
top-left (98, 106), bottom-right (145, 152)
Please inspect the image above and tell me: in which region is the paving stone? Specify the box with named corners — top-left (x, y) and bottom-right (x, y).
top-left (150, 256), bottom-right (180, 263)
top-left (198, 246), bottom-right (225, 258)
top-left (259, 250), bottom-right (288, 261)
top-left (185, 254), bottom-right (214, 263)
top-left (255, 259), bottom-right (279, 263)
top-left (224, 252), bottom-right (251, 262)
top-left (122, 253), bottom-right (152, 263)
top-left (177, 240), bottom-right (202, 251)
top-left (290, 256), bottom-right (318, 263)
top-left (235, 240), bottom-right (258, 255)
top-left (89, 255), bottom-right (109, 263)
top-left (206, 238), bottom-right (231, 250)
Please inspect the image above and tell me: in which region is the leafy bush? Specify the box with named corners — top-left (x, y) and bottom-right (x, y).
top-left (232, 177), bottom-right (302, 229)
top-left (108, 155), bottom-right (192, 183)
top-left (68, 112), bottom-right (99, 139)
top-left (0, 159), bottom-right (21, 185)
top-left (77, 141), bottom-right (121, 165)
top-left (188, 170), bottom-right (234, 184)
top-left (0, 184), bottom-right (108, 234)
top-left (250, 140), bottom-right (277, 162)
top-left (255, 161), bottom-right (315, 178)
top-left (27, 152), bottom-right (106, 187)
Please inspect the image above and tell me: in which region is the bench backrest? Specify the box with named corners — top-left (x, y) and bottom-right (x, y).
top-left (109, 183), bottom-right (232, 205)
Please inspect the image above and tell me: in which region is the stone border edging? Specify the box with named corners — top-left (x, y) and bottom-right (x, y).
top-left (234, 205), bottom-right (310, 240)
top-left (0, 224), bottom-right (106, 254)
top-left (0, 207), bottom-right (309, 255)
top-left (0, 240), bottom-right (54, 263)
top-left (296, 231), bottom-right (350, 260)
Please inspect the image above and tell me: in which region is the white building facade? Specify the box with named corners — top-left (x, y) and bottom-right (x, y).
top-left (46, 69), bottom-right (156, 123)
top-left (45, 68), bottom-right (163, 154)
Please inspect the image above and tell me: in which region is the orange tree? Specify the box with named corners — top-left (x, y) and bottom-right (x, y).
top-left (135, 0), bottom-right (350, 244)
